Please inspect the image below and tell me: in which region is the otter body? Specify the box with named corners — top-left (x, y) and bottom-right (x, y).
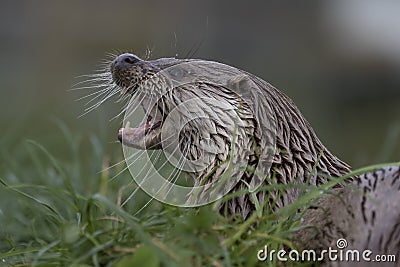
top-left (108, 53), bottom-right (399, 263)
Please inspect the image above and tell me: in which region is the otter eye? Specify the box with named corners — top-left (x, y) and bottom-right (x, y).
top-left (113, 53), bottom-right (141, 67)
top-left (124, 56), bottom-right (139, 64)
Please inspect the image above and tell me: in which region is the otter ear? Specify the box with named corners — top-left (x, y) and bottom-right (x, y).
top-left (226, 74), bottom-right (253, 92)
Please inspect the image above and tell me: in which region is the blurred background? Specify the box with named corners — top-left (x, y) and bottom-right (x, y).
top-left (1, 0), bottom-right (399, 172)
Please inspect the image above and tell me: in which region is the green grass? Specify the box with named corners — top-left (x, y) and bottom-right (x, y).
top-left (0, 122), bottom-right (398, 267)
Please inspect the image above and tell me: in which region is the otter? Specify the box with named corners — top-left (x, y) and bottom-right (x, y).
top-left (104, 53), bottom-right (399, 263)
top-left (111, 53), bottom-right (350, 214)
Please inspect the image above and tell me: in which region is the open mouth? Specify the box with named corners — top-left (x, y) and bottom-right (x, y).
top-left (118, 108), bottom-right (164, 150)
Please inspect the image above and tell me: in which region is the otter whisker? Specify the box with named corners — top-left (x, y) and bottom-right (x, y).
top-left (132, 142), bottom-right (193, 216)
top-left (153, 140), bottom-right (189, 184)
top-left (84, 85), bottom-right (119, 108)
top-left (122, 133), bottom-right (188, 211)
top-left (165, 143), bottom-right (191, 185)
top-left (70, 81), bottom-right (112, 91)
top-left (108, 149), bottom-right (148, 182)
top-left (83, 87), bottom-right (118, 107)
top-left (70, 78), bottom-right (111, 91)
top-left (109, 140), bottom-right (164, 183)
top-left (120, 92), bottom-right (153, 123)
top-left (97, 58), bottom-right (115, 66)
top-left (144, 46), bottom-right (154, 60)
top-left (75, 87), bottom-right (111, 102)
top-left (121, 149), bottom-right (164, 208)
top-left (105, 51), bottom-right (119, 60)
top-left (113, 105), bottom-right (130, 122)
top-left (109, 91), bottom-right (149, 122)
top-left (115, 91), bottom-right (134, 104)
top-left (70, 85), bottom-right (110, 92)
top-left (73, 72), bottom-right (110, 79)
top-left (97, 153), bottom-right (134, 175)
top-left (110, 102), bottom-right (130, 122)
top-left (131, 194), bottom-right (154, 216)
top-left (73, 72), bottom-right (111, 83)
top-left (78, 89), bottom-right (119, 117)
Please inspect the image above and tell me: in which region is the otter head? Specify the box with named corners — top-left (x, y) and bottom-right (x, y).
top-left (111, 53), bottom-right (165, 150)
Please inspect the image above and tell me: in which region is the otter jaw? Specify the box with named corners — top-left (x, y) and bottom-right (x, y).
top-left (118, 118), bottom-right (163, 150)
top-left (118, 100), bottom-right (164, 150)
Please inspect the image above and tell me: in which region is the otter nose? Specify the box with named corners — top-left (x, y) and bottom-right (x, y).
top-left (113, 53), bottom-right (141, 67)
